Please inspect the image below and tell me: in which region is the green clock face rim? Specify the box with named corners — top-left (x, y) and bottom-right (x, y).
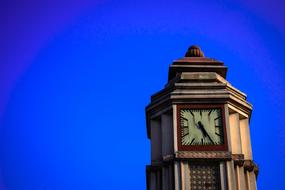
top-left (180, 108), bottom-right (224, 146)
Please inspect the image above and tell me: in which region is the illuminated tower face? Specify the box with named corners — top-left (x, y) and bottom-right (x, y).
top-left (145, 46), bottom-right (258, 190)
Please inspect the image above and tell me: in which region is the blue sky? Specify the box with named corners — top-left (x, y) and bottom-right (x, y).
top-left (0, 0), bottom-right (285, 189)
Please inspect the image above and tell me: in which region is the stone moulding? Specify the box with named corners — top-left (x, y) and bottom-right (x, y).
top-left (175, 151), bottom-right (232, 160)
top-left (145, 72), bottom-right (252, 139)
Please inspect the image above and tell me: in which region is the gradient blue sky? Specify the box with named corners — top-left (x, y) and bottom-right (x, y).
top-left (1, 0), bottom-right (285, 189)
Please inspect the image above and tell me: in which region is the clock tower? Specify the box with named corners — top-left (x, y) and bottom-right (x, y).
top-left (145, 46), bottom-right (258, 190)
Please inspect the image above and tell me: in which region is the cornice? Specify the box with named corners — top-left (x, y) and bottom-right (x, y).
top-left (146, 72), bottom-right (252, 138)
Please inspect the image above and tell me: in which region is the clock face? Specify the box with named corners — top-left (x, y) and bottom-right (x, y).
top-left (179, 107), bottom-right (225, 146)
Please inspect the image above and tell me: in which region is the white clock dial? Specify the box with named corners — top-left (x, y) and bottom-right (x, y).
top-left (180, 108), bottom-right (224, 146)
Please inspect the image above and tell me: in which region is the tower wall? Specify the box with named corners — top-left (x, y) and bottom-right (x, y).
top-left (146, 46), bottom-right (258, 190)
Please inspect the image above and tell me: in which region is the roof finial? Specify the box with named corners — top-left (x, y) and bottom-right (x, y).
top-left (185, 45), bottom-right (205, 57)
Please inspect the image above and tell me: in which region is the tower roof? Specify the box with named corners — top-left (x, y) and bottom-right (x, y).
top-left (168, 45), bottom-right (227, 81)
top-left (146, 46), bottom-right (251, 139)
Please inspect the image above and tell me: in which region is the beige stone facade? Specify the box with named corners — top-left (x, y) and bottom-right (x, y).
top-left (146, 46), bottom-right (258, 190)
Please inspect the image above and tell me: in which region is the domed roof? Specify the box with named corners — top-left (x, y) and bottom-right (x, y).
top-left (185, 45), bottom-right (205, 57)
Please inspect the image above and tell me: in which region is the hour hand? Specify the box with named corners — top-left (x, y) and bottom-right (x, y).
top-left (197, 121), bottom-right (214, 144)
top-left (197, 121), bottom-right (206, 136)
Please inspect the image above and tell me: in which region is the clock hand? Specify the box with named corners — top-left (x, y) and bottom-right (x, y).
top-left (205, 132), bottom-right (215, 144)
top-left (197, 121), bottom-right (215, 144)
top-left (197, 121), bottom-right (206, 136)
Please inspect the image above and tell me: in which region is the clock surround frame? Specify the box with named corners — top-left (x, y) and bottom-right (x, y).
top-left (176, 104), bottom-right (228, 151)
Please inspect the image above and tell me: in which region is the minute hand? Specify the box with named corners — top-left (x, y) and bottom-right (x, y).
top-left (197, 121), bottom-right (214, 144)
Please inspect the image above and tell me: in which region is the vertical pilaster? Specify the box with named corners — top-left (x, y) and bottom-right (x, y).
top-left (226, 161), bottom-right (237, 190)
top-left (240, 119), bottom-right (252, 160)
top-left (151, 119), bottom-right (162, 162)
top-left (180, 161), bottom-right (190, 190)
top-left (162, 166), bottom-right (168, 190)
top-left (229, 113), bottom-right (242, 154)
top-left (174, 161), bottom-right (181, 190)
top-left (157, 170), bottom-right (162, 190)
top-left (220, 162), bottom-right (227, 190)
top-left (235, 166), bottom-right (247, 190)
top-left (173, 105), bottom-right (178, 153)
top-left (161, 114), bottom-right (174, 156)
top-left (169, 164), bottom-right (174, 190)
top-left (246, 171), bottom-right (257, 190)
top-left (224, 105), bottom-right (232, 152)
top-left (150, 172), bottom-right (157, 190)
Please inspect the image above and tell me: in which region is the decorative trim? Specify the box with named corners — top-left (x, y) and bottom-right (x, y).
top-left (163, 154), bottom-right (174, 162)
top-left (233, 159), bottom-right (259, 178)
top-left (234, 160), bottom-right (245, 167)
top-left (175, 151), bottom-right (231, 160)
top-left (244, 160), bottom-right (255, 172)
top-left (234, 160), bottom-right (244, 167)
top-left (163, 152), bottom-right (250, 162)
top-left (232, 154), bottom-right (244, 160)
top-left (232, 154), bottom-right (245, 167)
